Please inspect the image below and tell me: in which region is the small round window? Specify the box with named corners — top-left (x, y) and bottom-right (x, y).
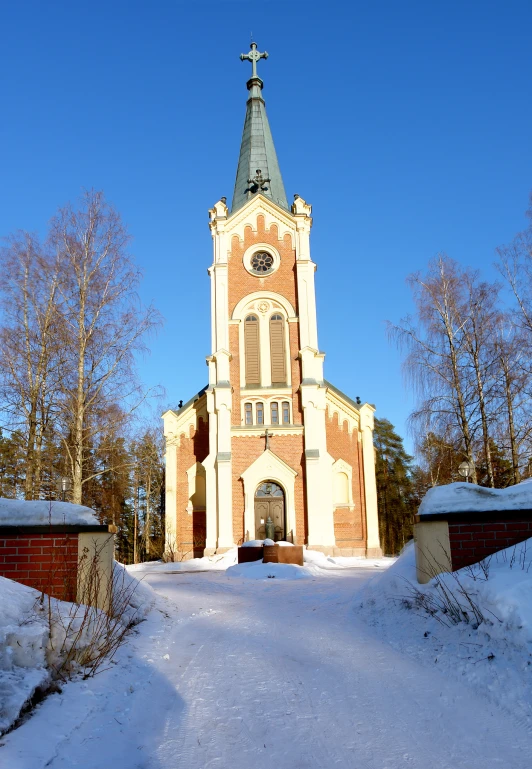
top-left (250, 251), bottom-right (274, 274)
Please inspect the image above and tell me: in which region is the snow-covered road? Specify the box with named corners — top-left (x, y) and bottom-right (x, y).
top-left (3, 566), bottom-right (531, 768)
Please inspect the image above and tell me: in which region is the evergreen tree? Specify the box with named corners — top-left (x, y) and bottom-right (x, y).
top-left (374, 418), bottom-right (417, 555)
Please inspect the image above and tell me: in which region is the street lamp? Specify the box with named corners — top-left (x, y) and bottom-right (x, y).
top-left (458, 460), bottom-right (475, 483)
top-left (57, 476), bottom-right (72, 502)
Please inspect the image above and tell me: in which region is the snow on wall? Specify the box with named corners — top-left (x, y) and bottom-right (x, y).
top-left (0, 499), bottom-right (98, 527)
top-left (419, 481), bottom-right (532, 516)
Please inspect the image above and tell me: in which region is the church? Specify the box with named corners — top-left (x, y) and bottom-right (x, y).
top-left (163, 43), bottom-right (381, 559)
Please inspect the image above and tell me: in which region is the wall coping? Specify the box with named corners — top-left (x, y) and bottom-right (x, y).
top-left (416, 509), bottom-right (532, 524)
top-left (0, 524), bottom-right (111, 536)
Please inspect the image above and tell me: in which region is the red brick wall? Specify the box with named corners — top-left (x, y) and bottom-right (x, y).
top-left (0, 533), bottom-right (78, 601)
top-left (228, 214), bottom-right (303, 429)
top-left (231, 433), bottom-right (307, 545)
top-left (325, 408), bottom-right (366, 548)
top-left (449, 519), bottom-right (532, 570)
top-left (228, 216), bottom-right (297, 315)
top-left (175, 416), bottom-right (209, 556)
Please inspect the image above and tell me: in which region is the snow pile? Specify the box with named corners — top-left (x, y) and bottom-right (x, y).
top-left (113, 562), bottom-right (155, 626)
top-left (0, 577), bottom-right (49, 734)
top-left (241, 539), bottom-right (294, 547)
top-left (127, 548), bottom-right (239, 574)
top-left (419, 480), bottom-right (532, 515)
top-left (129, 547), bottom-right (391, 575)
top-left (304, 549), bottom-right (391, 570)
top-left (226, 561), bottom-right (315, 580)
top-left (358, 539), bottom-right (532, 720)
top-left (0, 565), bottom-right (154, 735)
top-left (0, 498), bottom-right (98, 526)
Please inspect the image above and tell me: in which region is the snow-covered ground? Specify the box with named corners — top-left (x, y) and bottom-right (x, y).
top-left (2, 554), bottom-right (532, 768)
top-left (127, 546), bottom-right (390, 575)
top-left (0, 565), bottom-right (153, 734)
top-left (359, 539), bottom-right (532, 724)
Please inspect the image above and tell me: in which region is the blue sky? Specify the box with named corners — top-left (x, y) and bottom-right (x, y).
top-left (1, 1), bottom-right (531, 454)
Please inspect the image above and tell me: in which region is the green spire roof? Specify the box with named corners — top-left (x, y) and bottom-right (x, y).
top-left (231, 43), bottom-right (288, 213)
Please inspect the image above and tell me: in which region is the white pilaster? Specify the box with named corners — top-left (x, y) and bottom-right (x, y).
top-left (360, 405), bottom-right (382, 557)
top-left (203, 385), bottom-right (218, 555)
top-left (293, 196), bottom-right (319, 352)
top-left (163, 434), bottom-right (177, 559)
top-left (301, 384), bottom-right (335, 550)
top-left (207, 199), bottom-right (234, 551)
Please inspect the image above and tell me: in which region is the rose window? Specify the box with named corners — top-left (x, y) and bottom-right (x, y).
top-left (251, 251), bottom-right (274, 274)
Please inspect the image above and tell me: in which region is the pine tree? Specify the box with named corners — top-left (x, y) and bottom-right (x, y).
top-left (374, 418), bottom-right (417, 555)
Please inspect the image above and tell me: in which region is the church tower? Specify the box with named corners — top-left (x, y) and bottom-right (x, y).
top-left (163, 44), bottom-right (381, 559)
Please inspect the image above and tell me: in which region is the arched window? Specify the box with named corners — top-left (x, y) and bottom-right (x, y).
top-left (256, 402), bottom-right (264, 425)
top-left (271, 402), bottom-right (279, 424)
top-left (244, 314), bottom-right (260, 384)
top-left (282, 401), bottom-right (290, 424)
top-left (334, 472), bottom-right (350, 505)
top-left (244, 403), bottom-right (253, 425)
top-left (270, 313), bottom-right (286, 383)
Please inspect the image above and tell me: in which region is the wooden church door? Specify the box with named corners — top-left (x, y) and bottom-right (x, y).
top-left (254, 481), bottom-right (285, 541)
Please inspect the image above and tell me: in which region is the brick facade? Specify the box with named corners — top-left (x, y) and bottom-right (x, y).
top-left (0, 532), bottom-right (79, 601)
top-left (326, 408), bottom-right (366, 550)
top-left (231, 433), bottom-right (307, 544)
top-left (228, 213), bottom-right (303, 429)
top-left (174, 417), bottom-right (209, 557)
top-left (228, 216), bottom-right (297, 316)
top-left (448, 517), bottom-right (532, 570)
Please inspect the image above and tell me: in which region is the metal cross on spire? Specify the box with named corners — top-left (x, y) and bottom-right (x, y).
top-left (240, 41), bottom-right (268, 79)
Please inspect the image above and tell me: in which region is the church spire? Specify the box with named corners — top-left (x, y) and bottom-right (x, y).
top-left (231, 42), bottom-right (288, 213)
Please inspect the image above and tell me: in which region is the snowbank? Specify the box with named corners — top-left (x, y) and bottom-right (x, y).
top-left (358, 539), bottom-right (532, 721)
top-left (0, 498), bottom-right (98, 527)
top-left (304, 548), bottom-right (391, 570)
top-left (127, 549), bottom-right (239, 573)
top-left (226, 561), bottom-right (315, 580)
top-left (241, 539), bottom-right (294, 547)
top-left (129, 548), bottom-right (392, 575)
top-left (419, 481), bottom-right (532, 515)
top-left (0, 577), bottom-right (49, 734)
top-left (0, 565), bottom-right (154, 735)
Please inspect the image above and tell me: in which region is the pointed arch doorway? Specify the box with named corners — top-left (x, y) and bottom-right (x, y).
top-left (254, 481), bottom-right (285, 541)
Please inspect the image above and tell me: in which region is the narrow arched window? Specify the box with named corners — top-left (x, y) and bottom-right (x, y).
top-left (270, 313), bottom-right (286, 383)
top-left (271, 402), bottom-right (279, 424)
top-left (282, 401), bottom-right (290, 424)
top-left (334, 472), bottom-right (350, 505)
top-left (244, 403), bottom-right (253, 425)
top-left (244, 314), bottom-right (260, 384)
top-left (256, 402), bottom-right (264, 425)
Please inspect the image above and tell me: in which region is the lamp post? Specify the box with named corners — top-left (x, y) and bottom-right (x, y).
top-left (458, 460), bottom-right (475, 484)
top-left (57, 476), bottom-right (72, 502)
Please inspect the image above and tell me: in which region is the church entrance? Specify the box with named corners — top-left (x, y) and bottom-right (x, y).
top-left (254, 481), bottom-right (285, 541)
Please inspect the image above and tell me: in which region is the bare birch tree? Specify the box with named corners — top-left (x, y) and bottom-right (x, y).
top-left (50, 190), bottom-right (162, 504)
top-left (0, 233), bottom-right (65, 498)
top-left (389, 254), bottom-right (479, 482)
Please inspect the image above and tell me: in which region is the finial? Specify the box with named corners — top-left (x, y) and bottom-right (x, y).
top-left (240, 41), bottom-right (268, 80)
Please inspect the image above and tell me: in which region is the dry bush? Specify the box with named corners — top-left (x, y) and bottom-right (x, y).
top-left (398, 546), bottom-right (499, 629)
top-left (41, 538), bottom-right (145, 681)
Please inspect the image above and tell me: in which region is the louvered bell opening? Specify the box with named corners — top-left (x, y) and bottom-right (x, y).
top-left (245, 315), bottom-right (260, 385)
top-left (270, 315), bottom-right (286, 384)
